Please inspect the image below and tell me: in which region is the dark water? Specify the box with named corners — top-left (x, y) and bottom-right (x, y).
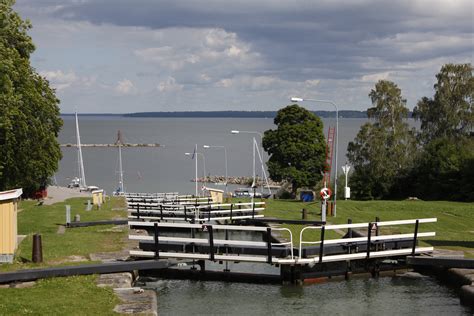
top-left (148, 276), bottom-right (471, 315)
top-left (56, 116), bottom-right (369, 194)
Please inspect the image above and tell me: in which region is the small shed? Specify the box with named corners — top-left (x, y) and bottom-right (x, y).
top-left (0, 188), bottom-right (22, 263)
top-left (205, 187), bottom-right (224, 203)
top-left (91, 189), bottom-right (104, 206)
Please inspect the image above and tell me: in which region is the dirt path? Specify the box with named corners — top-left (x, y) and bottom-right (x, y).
top-left (44, 186), bottom-right (91, 205)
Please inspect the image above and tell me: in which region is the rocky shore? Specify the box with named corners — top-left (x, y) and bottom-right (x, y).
top-left (191, 175), bottom-right (281, 187)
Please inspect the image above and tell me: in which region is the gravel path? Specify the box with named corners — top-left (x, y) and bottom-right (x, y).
top-left (44, 186), bottom-right (91, 205)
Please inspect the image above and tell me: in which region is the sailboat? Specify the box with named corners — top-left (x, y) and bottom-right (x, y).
top-left (113, 130), bottom-right (125, 196)
top-left (67, 112), bottom-right (98, 191)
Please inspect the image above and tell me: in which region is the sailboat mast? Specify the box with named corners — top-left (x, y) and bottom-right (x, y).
top-left (75, 112), bottom-right (87, 188)
top-left (117, 130), bottom-right (124, 193)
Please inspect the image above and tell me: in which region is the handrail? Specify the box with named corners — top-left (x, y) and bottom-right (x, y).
top-left (299, 218), bottom-right (437, 260)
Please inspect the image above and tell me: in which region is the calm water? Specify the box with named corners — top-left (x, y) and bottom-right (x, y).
top-left (56, 116), bottom-right (368, 194)
top-left (149, 276), bottom-right (471, 315)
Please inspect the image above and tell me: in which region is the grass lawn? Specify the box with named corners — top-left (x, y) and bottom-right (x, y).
top-left (0, 275), bottom-right (119, 315)
top-left (258, 198), bottom-right (474, 258)
top-left (1, 197), bottom-right (128, 272)
top-left (0, 196), bottom-right (128, 315)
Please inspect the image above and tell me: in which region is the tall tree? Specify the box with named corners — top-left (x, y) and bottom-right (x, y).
top-left (262, 105), bottom-right (326, 197)
top-left (413, 63), bottom-right (473, 143)
top-left (410, 64), bottom-right (474, 201)
top-left (0, 0), bottom-right (62, 195)
top-left (347, 80), bottom-right (416, 199)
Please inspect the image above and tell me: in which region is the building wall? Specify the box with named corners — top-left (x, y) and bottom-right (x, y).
top-left (0, 200), bottom-right (17, 255)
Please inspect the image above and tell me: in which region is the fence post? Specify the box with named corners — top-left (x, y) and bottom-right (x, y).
top-left (252, 201), bottom-right (255, 219)
top-left (318, 226), bottom-right (326, 264)
top-left (207, 225), bottom-right (215, 261)
top-left (154, 223), bottom-right (159, 258)
top-left (302, 208), bottom-right (307, 220)
top-left (266, 227), bottom-right (273, 264)
top-left (411, 219), bottom-right (419, 256)
top-left (137, 204), bottom-right (140, 220)
top-left (366, 222), bottom-right (372, 260)
top-left (65, 205), bottom-right (71, 226)
top-left (230, 204), bottom-right (233, 221)
top-left (160, 204), bottom-right (163, 221)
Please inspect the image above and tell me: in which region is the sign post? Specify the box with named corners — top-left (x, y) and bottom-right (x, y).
top-left (320, 187), bottom-right (332, 222)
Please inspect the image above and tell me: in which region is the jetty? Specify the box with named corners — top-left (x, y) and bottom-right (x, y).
top-left (60, 143), bottom-right (160, 148)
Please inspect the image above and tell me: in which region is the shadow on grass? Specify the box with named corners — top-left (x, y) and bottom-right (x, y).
top-left (425, 240), bottom-right (474, 248)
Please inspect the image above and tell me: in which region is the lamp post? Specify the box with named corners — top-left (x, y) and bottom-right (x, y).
top-left (231, 130), bottom-right (271, 194)
top-left (185, 150), bottom-right (206, 196)
top-left (290, 97), bottom-right (339, 217)
top-left (342, 163), bottom-right (351, 200)
top-left (203, 145), bottom-right (228, 194)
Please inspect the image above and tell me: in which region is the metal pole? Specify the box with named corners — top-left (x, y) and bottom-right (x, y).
top-left (334, 106), bottom-right (338, 217)
top-left (195, 144), bottom-right (198, 197)
top-left (224, 147), bottom-right (228, 195)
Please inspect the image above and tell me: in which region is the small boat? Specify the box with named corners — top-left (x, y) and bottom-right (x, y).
top-left (233, 188), bottom-right (262, 198)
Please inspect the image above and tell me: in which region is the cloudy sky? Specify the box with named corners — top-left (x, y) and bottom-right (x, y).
top-left (14, 0), bottom-right (473, 113)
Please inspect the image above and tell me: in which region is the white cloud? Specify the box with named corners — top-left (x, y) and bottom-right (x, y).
top-left (134, 28), bottom-right (261, 74)
top-left (361, 71), bottom-right (392, 82)
top-left (115, 79), bottom-right (136, 95)
top-left (157, 77), bottom-right (183, 93)
top-left (40, 70), bottom-right (77, 90)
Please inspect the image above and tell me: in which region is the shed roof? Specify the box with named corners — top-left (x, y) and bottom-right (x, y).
top-left (0, 188), bottom-right (23, 201)
top-left (203, 186), bottom-right (224, 193)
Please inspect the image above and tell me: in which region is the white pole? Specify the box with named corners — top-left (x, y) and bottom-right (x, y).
top-left (195, 144), bottom-right (198, 197)
top-left (118, 142), bottom-right (124, 193)
top-left (75, 112), bottom-right (86, 188)
top-left (334, 106), bottom-right (338, 216)
top-left (224, 147), bottom-right (228, 195)
top-left (254, 139), bottom-right (272, 196)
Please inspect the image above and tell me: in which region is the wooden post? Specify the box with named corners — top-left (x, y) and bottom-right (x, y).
top-left (319, 226), bottom-right (326, 264)
top-left (207, 225), bottom-right (215, 261)
top-left (266, 227), bottom-right (273, 264)
top-left (411, 219), bottom-right (419, 256)
top-left (153, 223), bottom-right (159, 258)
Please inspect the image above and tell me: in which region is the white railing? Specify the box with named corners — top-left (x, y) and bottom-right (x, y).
top-left (128, 221), bottom-right (294, 263)
top-left (298, 218), bottom-right (437, 264)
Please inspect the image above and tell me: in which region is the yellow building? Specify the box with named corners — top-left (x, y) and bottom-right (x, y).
top-left (91, 189), bottom-right (105, 206)
top-left (205, 187), bottom-right (224, 203)
top-left (0, 188), bottom-right (22, 263)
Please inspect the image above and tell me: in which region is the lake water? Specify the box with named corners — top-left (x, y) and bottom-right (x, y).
top-left (56, 116), bottom-right (368, 194)
top-left (148, 276), bottom-right (471, 315)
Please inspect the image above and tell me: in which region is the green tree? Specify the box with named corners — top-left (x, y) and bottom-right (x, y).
top-left (410, 64), bottom-right (474, 201)
top-left (262, 104), bottom-right (326, 197)
top-left (413, 63), bottom-right (473, 143)
top-left (347, 80), bottom-right (416, 199)
top-left (0, 0), bottom-right (62, 195)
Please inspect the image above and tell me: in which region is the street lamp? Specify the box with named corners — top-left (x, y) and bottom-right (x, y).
top-left (231, 130), bottom-right (271, 194)
top-left (203, 145), bottom-right (228, 194)
top-left (290, 97), bottom-right (339, 217)
top-left (185, 150), bottom-right (206, 196)
top-left (342, 163), bottom-right (351, 200)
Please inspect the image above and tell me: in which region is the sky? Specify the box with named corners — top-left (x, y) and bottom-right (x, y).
top-left (14, 0), bottom-right (474, 113)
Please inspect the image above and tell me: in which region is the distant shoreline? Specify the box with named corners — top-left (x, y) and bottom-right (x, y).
top-left (61, 110), bottom-right (374, 118)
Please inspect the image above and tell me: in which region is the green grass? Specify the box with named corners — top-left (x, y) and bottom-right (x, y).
top-left (0, 275), bottom-right (119, 315)
top-left (0, 196), bottom-right (128, 314)
top-left (259, 198), bottom-right (474, 257)
top-left (1, 197), bottom-right (128, 272)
